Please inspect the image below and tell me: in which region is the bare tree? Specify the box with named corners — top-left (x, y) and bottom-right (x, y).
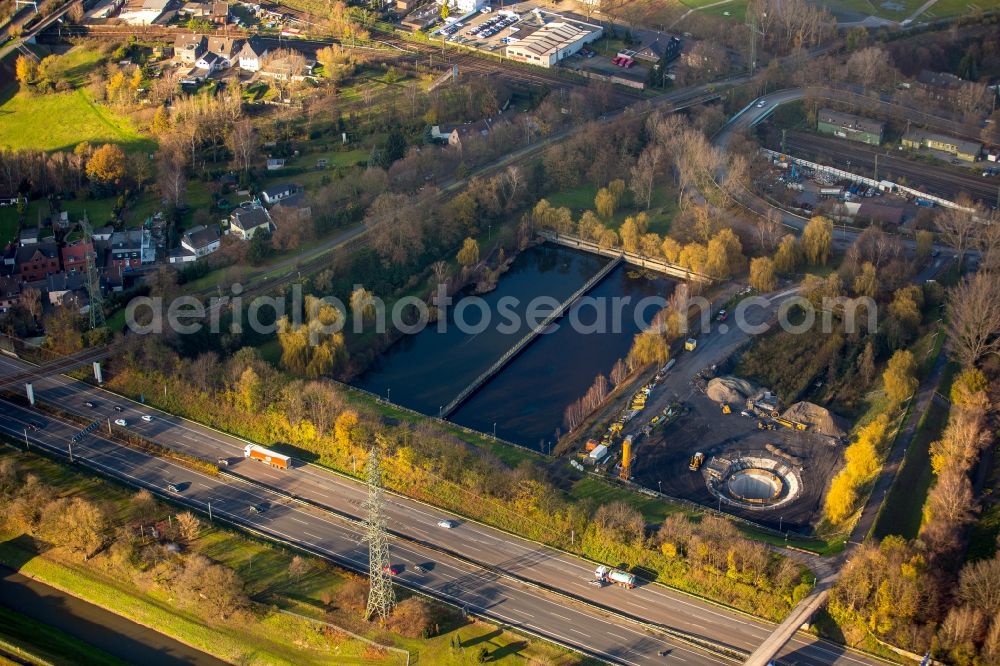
top-left (226, 119), bottom-right (258, 174)
top-left (629, 144), bottom-right (664, 210)
top-left (156, 132), bottom-right (188, 209)
top-left (947, 272), bottom-right (1000, 367)
top-left (936, 207), bottom-right (981, 268)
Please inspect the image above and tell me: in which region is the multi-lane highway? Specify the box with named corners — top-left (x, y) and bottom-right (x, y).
top-left (0, 353), bottom-right (886, 666)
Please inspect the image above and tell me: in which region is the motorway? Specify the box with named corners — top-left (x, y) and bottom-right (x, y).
top-left (0, 354), bottom-right (886, 666)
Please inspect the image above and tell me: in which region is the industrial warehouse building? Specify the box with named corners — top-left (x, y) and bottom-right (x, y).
top-left (902, 129), bottom-right (982, 162)
top-left (816, 109), bottom-right (884, 145)
top-left (505, 20), bottom-right (602, 68)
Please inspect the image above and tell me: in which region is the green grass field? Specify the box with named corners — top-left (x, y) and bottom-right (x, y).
top-left (870, 391), bottom-right (948, 540)
top-left (0, 86), bottom-right (151, 153)
top-left (545, 185), bottom-right (677, 236)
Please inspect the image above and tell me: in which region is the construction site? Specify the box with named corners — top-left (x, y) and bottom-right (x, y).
top-left (574, 362), bottom-right (849, 534)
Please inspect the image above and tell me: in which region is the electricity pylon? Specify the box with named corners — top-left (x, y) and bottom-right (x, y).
top-left (80, 214), bottom-right (105, 330)
top-left (364, 437), bottom-right (395, 622)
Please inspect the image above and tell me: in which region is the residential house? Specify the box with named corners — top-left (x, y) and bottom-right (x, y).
top-left (206, 36), bottom-right (239, 67)
top-left (0, 275), bottom-right (21, 312)
top-left (210, 1), bottom-right (229, 23)
top-left (109, 230), bottom-right (155, 272)
top-left (634, 35), bottom-right (682, 63)
top-left (92, 226), bottom-right (114, 242)
top-left (237, 38), bottom-right (268, 72)
top-left (272, 191), bottom-right (311, 221)
top-left (174, 33), bottom-right (206, 65)
top-left (259, 55), bottom-right (317, 82)
top-left (1, 244), bottom-right (15, 275)
top-left (230, 205), bottom-right (272, 240)
top-left (18, 227), bottom-right (39, 246)
top-left (61, 240), bottom-right (94, 274)
top-left (260, 182), bottom-right (300, 205)
top-left (46, 272), bottom-right (87, 306)
top-left (181, 224), bottom-right (222, 257)
top-left (16, 243), bottom-right (60, 282)
top-left (266, 158), bottom-right (286, 171)
top-left (118, 0), bottom-right (176, 25)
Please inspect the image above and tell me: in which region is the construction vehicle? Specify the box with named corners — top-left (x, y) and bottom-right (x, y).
top-left (684, 338), bottom-right (697, 351)
top-left (244, 444), bottom-right (290, 470)
top-left (721, 404), bottom-right (731, 414)
top-left (595, 565), bottom-right (636, 589)
top-left (774, 417), bottom-right (807, 431)
top-left (689, 452), bottom-right (705, 471)
top-left (757, 421), bottom-right (776, 431)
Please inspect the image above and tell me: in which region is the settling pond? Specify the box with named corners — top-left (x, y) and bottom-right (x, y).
top-left (354, 244), bottom-right (676, 450)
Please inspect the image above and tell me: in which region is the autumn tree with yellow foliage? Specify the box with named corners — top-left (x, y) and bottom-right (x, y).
top-left (823, 414), bottom-right (889, 525)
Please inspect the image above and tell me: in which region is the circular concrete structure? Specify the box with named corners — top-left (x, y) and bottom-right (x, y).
top-left (706, 454), bottom-right (802, 510)
top-left (727, 469), bottom-right (783, 503)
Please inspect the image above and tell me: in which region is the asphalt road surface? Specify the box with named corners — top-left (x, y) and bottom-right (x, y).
top-left (0, 355), bottom-right (886, 666)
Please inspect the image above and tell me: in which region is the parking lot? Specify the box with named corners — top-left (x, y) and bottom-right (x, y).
top-left (436, 8), bottom-right (529, 52)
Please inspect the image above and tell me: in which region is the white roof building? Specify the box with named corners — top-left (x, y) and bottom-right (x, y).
top-left (504, 20), bottom-right (602, 68)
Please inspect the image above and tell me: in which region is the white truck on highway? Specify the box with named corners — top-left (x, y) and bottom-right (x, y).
top-left (244, 444), bottom-right (290, 469)
top-left (594, 565), bottom-right (636, 589)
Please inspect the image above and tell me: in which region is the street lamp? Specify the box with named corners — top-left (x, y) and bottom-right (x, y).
top-left (386, 388), bottom-right (391, 403)
top-left (492, 422), bottom-right (497, 440)
top-left (658, 480), bottom-right (662, 494)
top-left (779, 515), bottom-right (783, 532)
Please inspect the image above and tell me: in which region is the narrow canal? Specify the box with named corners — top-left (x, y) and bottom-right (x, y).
top-left (354, 244), bottom-right (676, 449)
top-left (0, 565), bottom-right (227, 666)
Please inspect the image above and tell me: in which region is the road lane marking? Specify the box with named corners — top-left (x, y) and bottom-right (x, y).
top-left (303, 531), bottom-right (322, 540)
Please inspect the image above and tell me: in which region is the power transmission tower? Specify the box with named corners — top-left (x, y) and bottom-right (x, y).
top-left (80, 214), bottom-right (105, 330)
top-left (364, 437), bottom-right (395, 623)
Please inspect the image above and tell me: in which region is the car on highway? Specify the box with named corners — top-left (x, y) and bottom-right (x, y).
top-left (437, 519), bottom-right (457, 529)
top-left (716, 309), bottom-right (727, 322)
top-left (114, 406), bottom-right (123, 412)
top-left (217, 457), bottom-right (230, 466)
top-left (414, 564), bottom-right (427, 574)
top-left (167, 483), bottom-right (181, 493)
top-left (141, 415), bottom-right (153, 422)
top-left (756, 100), bottom-right (768, 108)
top-left (383, 565), bottom-right (401, 576)
top-left (84, 401), bottom-right (95, 408)
top-left (114, 419), bottom-right (127, 427)
top-left (249, 502), bottom-right (268, 514)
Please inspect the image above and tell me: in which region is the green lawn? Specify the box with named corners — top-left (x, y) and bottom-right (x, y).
top-left (43, 46), bottom-right (106, 87)
top-left (0, 211), bottom-right (17, 245)
top-left (0, 86), bottom-right (151, 153)
top-left (870, 390), bottom-right (948, 541)
top-left (545, 185), bottom-right (678, 236)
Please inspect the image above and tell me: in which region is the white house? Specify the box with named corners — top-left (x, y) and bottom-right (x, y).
top-left (260, 182), bottom-right (300, 205)
top-left (182, 224), bottom-right (221, 257)
top-left (230, 205), bottom-right (272, 240)
top-left (237, 39), bottom-right (268, 72)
